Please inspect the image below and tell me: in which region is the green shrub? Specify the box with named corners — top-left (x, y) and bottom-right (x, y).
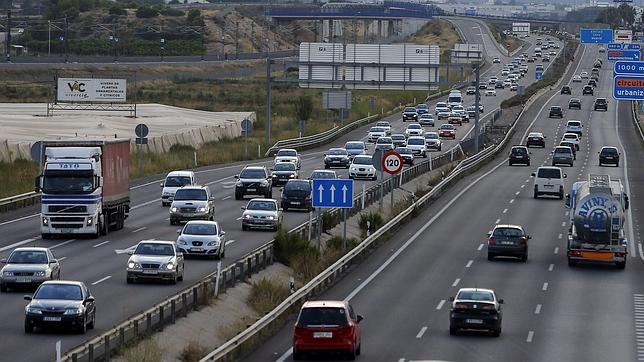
top-left (109, 6), bottom-right (127, 16)
top-left (160, 7), bottom-right (184, 16)
top-left (322, 210), bottom-right (341, 232)
top-left (358, 212), bottom-right (384, 237)
top-left (326, 235), bottom-right (359, 250)
top-left (248, 277), bottom-right (290, 315)
top-left (169, 143), bottom-right (196, 153)
top-left (273, 228), bottom-right (318, 265)
top-left (136, 6), bottom-right (159, 18)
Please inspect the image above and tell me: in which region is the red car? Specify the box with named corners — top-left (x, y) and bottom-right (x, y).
top-left (293, 300), bottom-right (363, 360)
top-left (439, 124), bottom-right (456, 139)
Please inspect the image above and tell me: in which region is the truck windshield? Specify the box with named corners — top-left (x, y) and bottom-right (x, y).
top-left (42, 172), bottom-right (94, 194)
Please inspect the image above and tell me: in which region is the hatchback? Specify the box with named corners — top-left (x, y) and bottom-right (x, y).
top-left (552, 146), bottom-right (574, 167)
top-left (508, 146), bottom-right (530, 166)
top-left (487, 224), bottom-right (531, 262)
top-left (281, 180), bottom-right (313, 211)
top-left (599, 146), bottom-right (620, 167)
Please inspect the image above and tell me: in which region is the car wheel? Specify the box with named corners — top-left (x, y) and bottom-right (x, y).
top-left (283, 206), bottom-right (289, 212)
top-left (347, 346), bottom-right (357, 361)
top-left (170, 219), bottom-right (176, 226)
top-left (324, 165), bottom-right (329, 169)
top-left (126, 277), bottom-right (134, 284)
top-left (178, 265), bottom-right (184, 281)
top-left (372, 175), bottom-right (377, 181)
top-left (242, 224), bottom-right (248, 231)
top-left (509, 161), bottom-right (513, 166)
top-left (487, 253), bottom-right (495, 261)
top-left (87, 310), bottom-right (95, 329)
top-left (24, 320), bottom-right (34, 334)
top-left (559, 191), bottom-right (564, 200)
top-left (449, 325), bottom-right (458, 335)
top-left (356, 341), bottom-right (361, 356)
top-left (78, 316), bottom-right (87, 334)
top-left (533, 189), bottom-right (539, 199)
top-left (521, 254), bottom-right (528, 262)
top-left (527, 161), bottom-right (530, 166)
top-left (292, 349), bottom-right (303, 361)
top-left (235, 192), bottom-right (243, 201)
top-left (171, 274), bottom-right (178, 285)
top-left (616, 161), bottom-right (620, 167)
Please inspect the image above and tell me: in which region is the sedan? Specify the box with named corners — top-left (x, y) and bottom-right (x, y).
top-left (324, 148), bottom-right (351, 169)
top-left (345, 141), bottom-right (366, 158)
top-left (405, 124), bottom-right (424, 138)
top-left (375, 137), bottom-right (395, 152)
top-left (367, 127), bottom-right (387, 143)
top-left (24, 281), bottom-right (96, 334)
top-left (449, 288), bottom-right (503, 336)
top-left (1, 247), bottom-right (60, 292)
top-left (375, 121), bottom-right (392, 135)
top-left (561, 133), bottom-right (580, 150)
top-left (126, 240), bottom-right (185, 284)
top-left (548, 106), bottom-right (563, 118)
top-left (508, 146), bottom-right (530, 166)
top-left (560, 86), bottom-right (571, 95)
top-left (599, 146), bottom-right (620, 167)
top-left (485, 89), bottom-right (497, 97)
top-left (439, 124), bottom-right (456, 139)
top-left (568, 98), bottom-right (581, 110)
top-left (396, 147), bottom-right (415, 165)
top-left (487, 224), bottom-right (530, 262)
top-left (241, 198), bottom-right (283, 231)
top-left (466, 86), bottom-right (477, 95)
top-left (274, 148), bottom-right (301, 169)
top-left (580, 71), bottom-right (588, 79)
top-left (526, 132), bottom-right (545, 148)
top-left (418, 113), bottom-right (435, 126)
top-left (582, 85), bottom-right (594, 95)
top-left (424, 132), bottom-right (442, 151)
top-left (391, 133), bottom-right (407, 147)
top-left (402, 107), bottom-right (418, 122)
top-left (572, 75), bottom-right (582, 83)
top-left (493, 57), bottom-right (501, 63)
top-left (176, 221), bottom-right (226, 259)
top-left (309, 169), bottom-right (337, 180)
top-left (281, 179), bottom-right (313, 212)
top-left (349, 155), bottom-right (377, 180)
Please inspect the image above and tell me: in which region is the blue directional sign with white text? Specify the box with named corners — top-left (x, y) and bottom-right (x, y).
top-left (580, 28), bottom-right (613, 44)
top-left (613, 75), bottom-right (644, 101)
top-left (312, 179), bottom-right (353, 208)
top-left (626, 44), bottom-right (641, 50)
top-left (535, 71), bottom-right (543, 80)
top-left (608, 43), bottom-right (623, 50)
top-left (614, 61), bottom-right (644, 75)
top-left (607, 50), bottom-right (641, 61)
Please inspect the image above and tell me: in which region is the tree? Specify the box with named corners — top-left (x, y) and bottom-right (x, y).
top-left (294, 95), bottom-right (313, 132)
top-left (136, 5), bottom-right (159, 18)
top-left (596, 4), bottom-right (635, 29)
top-left (186, 9), bottom-right (204, 26)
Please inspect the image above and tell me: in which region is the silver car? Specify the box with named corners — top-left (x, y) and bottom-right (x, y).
top-left (1, 247), bottom-right (61, 292)
top-left (169, 185), bottom-right (215, 225)
top-left (126, 240), bottom-right (185, 284)
top-left (176, 221), bottom-right (226, 259)
top-left (241, 198), bottom-right (283, 231)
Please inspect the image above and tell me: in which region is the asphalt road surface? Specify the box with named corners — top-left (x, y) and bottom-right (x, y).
top-left (242, 42), bottom-right (644, 362)
top-left (0, 20), bottom-right (560, 361)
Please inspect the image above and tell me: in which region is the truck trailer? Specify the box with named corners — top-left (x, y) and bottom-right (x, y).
top-left (35, 139), bottom-right (130, 238)
top-left (565, 174), bottom-right (629, 269)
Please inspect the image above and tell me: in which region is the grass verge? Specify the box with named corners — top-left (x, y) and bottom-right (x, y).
top-left (121, 337), bottom-right (163, 362)
top-left (248, 277), bottom-right (291, 315)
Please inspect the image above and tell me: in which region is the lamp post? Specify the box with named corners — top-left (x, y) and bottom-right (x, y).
top-left (221, 35), bottom-right (225, 60)
top-left (160, 38), bottom-right (165, 62)
top-left (109, 35), bottom-right (119, 62)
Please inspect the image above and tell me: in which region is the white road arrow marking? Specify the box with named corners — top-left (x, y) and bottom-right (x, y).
top-left (330, 185), bottom-right (336, 203)
top-left (318, 184), bottom-right (324, 202)
top-left (342, 185), bottom-right (348, 203)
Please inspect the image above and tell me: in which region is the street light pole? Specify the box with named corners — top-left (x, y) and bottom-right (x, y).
top-left (474, 64), bottom-right (481, 153)
top-left (48, 20), bottom-right (51, 57)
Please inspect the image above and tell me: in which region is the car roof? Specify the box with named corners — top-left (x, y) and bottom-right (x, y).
top-left (167, 170), bottom-right (194, 177)
top-left (328, 147), bottom-right (346, 151)
top-left (178, 185), bottom-right (207, 190)
top-left (457, 287), bottom-right (495, 294)
top-left (40, 280), bottom-right (85, 287)
top-left (302, 300), bottom-right (347, 309)
top-left (494, 224), bottom-right (523, 229)
top-left (138, 240), bottom-right (175, 246)
top-left (511, 145), bottom-right (528, 149)
top-left (601, 146), bottom-right (618, 150)
top-left (354, 154), bottom-right (372, 159)
top-left (528, 132), bottom-right (543, 136)
top-left (184, 220), bottom-right (218, 226)
top-left (312, 169), bottom-right (336, 173)
top-left (248, 198), bottom-right (278, 203)
top-left (278, 148), bottom-right (297, 152)
top-left (555, 146), bottom-right (572, 151)
top-left (538, 166), bottom-right (561, 170)
top-left (408, 136), bottom-right (425, 140)
top-left (13, 247), bottom-right (50, 252)
top-left (345, 141), bottom-right (364, 145)
top-left (243, 165), bottom-right (267, 170)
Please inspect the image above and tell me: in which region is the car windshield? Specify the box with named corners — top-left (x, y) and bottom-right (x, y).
top-left (34, 284), bottom-right (83, 301)
top-left (376, 122), bottom-right (390, 127)
top-left (298, 307), bottom-right (348, 327)
top-left (240, 169), bottom-right (267, 178)
top-left (247, 200), bottom-right (277, 211)
top-left (134, 243), bottom-right (175, 256)
top-left (377, 138), bottom-right (392, 144)
top-left (165, 176), bottom-right (192, 187)
top-left (404, 107), bottom-right (416, 112)
top-left (425, 133), bottom-right (438, 139)
top-left (417, 104), bottom-right (428, 109)
top-left (568, 122), bottom-right (581, 127)
top-left (602, 148), bottom-right (618, 155)
top-left (551, 107), bottom-right (561, 111)
top-left (397, 148), bottom-right (412, 154)
top-left (555, 147), bottom-right (571, 154)
top-left (441, 125), bottom-right (454, 130)
top-left (563, 135), bottom-right (576, 140)
top-left (174, 189), bottom-right (207, 201)
top-left (274, 163), bottom-right (295, 171)
top-left (537, 168), bottom-right (562, 178)
top-left (408, 138), bottom-right (424, 145)
top-left (277, 150), bottom-right (297, 157)
top-left (182, 223), bottom-right (217, 235)
top-left (352, 157), bottom-right (372, 165)
top-left (528, 133), bottom-right (542, 138)
top-left (457, 290), bottom-right (494, 302)
top-left (345, 143), bottom-right (364, 150)
top-left (493, 227), bottom-right (524, 237)
top-left (408, 125), bottom-right (422, 129)
top-left (370, 127), bottom-right (385, 133)
top-left (311, 171), bottom-right (335, 179)
top-left (285, 181), bottom-right (311, 191)
top-left (8, 250), bottom-right (48, 264)
top-left (512, 148), bottom-right (527, 154)
top-left (328, 149), bottom-right (347, 156)
top-left (420, 114), bottom-right (432, 119)
top-left (392, 135), bottom-right (405, 140)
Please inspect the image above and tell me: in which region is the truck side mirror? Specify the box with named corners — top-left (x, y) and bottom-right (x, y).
top-left (625, 195), bottom-right (630, 210)
top-left (34, 175), bottom-right (42, 193)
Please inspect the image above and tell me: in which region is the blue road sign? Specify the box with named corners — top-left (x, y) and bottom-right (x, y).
top-left (626, 43), bottom-right (641, 50)
top-left (608, 43), bottom-right (623, 50)
top-left (608, 49), bottom-right (641, 61)
top-left (312, 179), bottom-right (353, 208)
top-left (535, 71), bottom-right (543, 80)
top-left (580, 29), bottom-right (613, 44)
top-left (614, 61), bottom-right (644, 75)
top-left (613, 75), bottom-right (644, 101)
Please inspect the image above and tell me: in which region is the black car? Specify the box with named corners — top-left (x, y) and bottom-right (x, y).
top-left (560, 86), bottom-right (571, 95)
top-left (487, 224), bottom-right (530, 262)
top-left (24, 281), bottom-right (96, 333)
top-left (396, 147), bottom-right (414, 165)
top-left (324, 148), bottom-right (350, 169)
top-left (568, 98), bottom-right (581, 110)
top-left (402, 107), bottom-right (418, 122)
top-left (449, 288), bottom-right (503, 337)
top-left (549, 106), bottom-right (563, 118)
top-left (508, 146), bottom-right (530, 166)
top-left (599, 146), bottom-right (620, 166)
top-left (235, 166), bottom-right (272, 200)
top-left (588, 79), bottom-right (597, 87)
top-left (495, 82), bottom-right (504, 89)
top-left (280, 179), bottom-right (312, 211)
top-left (582, 85), bottom-right (594, 95)
top-left (526, 132), bottom-right (546, 148)
top-left (271, 163), bottom-right (298, 186)
top-left (594, 98), bottom-right (608, 111)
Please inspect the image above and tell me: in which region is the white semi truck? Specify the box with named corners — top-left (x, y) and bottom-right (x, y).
top-left (35, 139), bottom-right (130, 239)
top-left (565, 174), bottom-right (629, 269)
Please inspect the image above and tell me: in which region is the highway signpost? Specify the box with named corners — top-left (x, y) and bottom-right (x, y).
top-left (580, 28), bottom-right (613, 44)
top-left (535, 71), bottom-right (543, 80)
top-left (312, 179), bottom-right (354, 249)
top-left (241, 118), bottom-right (252, 158)
top-left (382, 150), bottom-right (403, 217)
top-left (607, 50), bottom-right (641, 61)
top-left (609, 43), bottom-right (641, 51)
top-left (613, 60), bottom-right (644, 101)
top-left (135, 123), bottom-right (149, 177)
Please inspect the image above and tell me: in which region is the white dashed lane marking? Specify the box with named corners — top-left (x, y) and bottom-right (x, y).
top-left (554, 247), bottom-right (559, 254)
top-left (548, 263), bottom-right (554, 272)
top-left (452, 278), bottom-right (461, 287)
top-left (436, 300), bottom-right (446, 310)
top-left (535, 304), bottom-right (542, 314)
top-left (542, 282), bottom-right (549, 291)
top-left (634, 294), bottom-right (644, 360)
top-left (527, 330), bottom-right (535, 343)
top-left (466, 260), bottom-right (473, 268)
top-left (416, 326), bottom-right (428, 339)
top-left (478, 243), bottom-right (484, 251)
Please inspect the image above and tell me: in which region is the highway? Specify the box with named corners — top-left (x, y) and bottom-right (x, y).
top-left (243, 41), bottom-right (644, 361)
top-left (0, 18), bottom-right (554, 361)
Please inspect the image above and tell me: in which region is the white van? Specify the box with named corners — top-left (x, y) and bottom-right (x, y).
top-left (161, 170), bottom-right (196, 206)
top-left (531, 166), bottom-right (567, 199)
top-left (447, 91), bottom-right (463, 107)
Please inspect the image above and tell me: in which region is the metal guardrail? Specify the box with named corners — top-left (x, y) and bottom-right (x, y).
top-left (632, 101), bottom-right (644, 144)
top-left (0, 191), bottom-right (40, 213)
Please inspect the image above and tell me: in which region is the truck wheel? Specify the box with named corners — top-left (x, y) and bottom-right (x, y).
top-left (616, 261), bottom-right (626, 269)
top-left (42, 233), bottom-right (52, 240)
top-left (559, 191), bottom-right (564, 200)
top-left (567, 257), bottom-right (577, 267)
top-left (235, 191), bottom-right (242, 200)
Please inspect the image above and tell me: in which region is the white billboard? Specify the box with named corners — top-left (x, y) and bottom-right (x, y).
top-left (614, 29), bottom-right (633, 43)
top-left (512, 22), bottom-right (530, 34)
top-left (57, 78), bottom-right (127, 102)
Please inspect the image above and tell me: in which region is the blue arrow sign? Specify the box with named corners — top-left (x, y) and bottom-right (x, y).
top-left (613, 75), bottom-right (644, 101)
top-left (312, 179), bottom-right (353, 208)
top-left (580, 28), bottom-right (613, 44)
top-left (608, 49), bottom-right (641, 61)
top-left (614, 61), bottom-right (644, 75)
top-left (535, 71), bottom-right (543, 80)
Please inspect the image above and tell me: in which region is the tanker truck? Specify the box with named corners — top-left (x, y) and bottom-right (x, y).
top-left (565, 174), bottom-right (629, 269)
top-left (34, 139), bottom-right (130, 239)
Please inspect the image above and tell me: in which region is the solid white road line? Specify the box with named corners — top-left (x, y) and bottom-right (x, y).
top-left (542, 282), bottom-right (549, 291)
top-left (527, 331), bottom-right (535, 343)
top-left (452, 278), bottom-right (461, 287)
top-left (436, 300), bottom-right (446, 310)
top-left (639, 244), bottom-right (644, 263)
top-left (535, 304), bottom-right (542, 314)
top-left (515, 191), bottom-right (520, 196)
top-left (478, 243), bottom-right (484, 251)
top-left (416, 326), bottom-right (428, 339)
top-left (51, 239), bottom-right (76, 249)
top-left (0, 213), bottom-right (39, 227)
top-left (502, 208), bottom-right (508, 214)
top-left (509, 199), bottom-right (515, 204)
top-left (93, 240), bottom-right (111, 248)
top-left (130, 199), bottom-right (159, 210)
top-left (465, 260), bottom-right (473, 268)
top-left (495, 218), bottom-right (501, 224)
top-left (0, 237), bottom-right (38, 253)
top-left (614, 103), bottom-right (637, 258)
top-left (91, 275), bottom-right (112, 285)
top-left (222, 196), bottom-right (232, 201)
top-left (132, 227), bottom-right (147, 233)
top-left (521, 184), bottom-right (525, 188)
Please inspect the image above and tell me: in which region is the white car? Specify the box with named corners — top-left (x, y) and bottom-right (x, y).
top-left (437, 109), bottom-right (451, 120)
top-left (176, 221), bottom-right (226, 259)
top-left (375, 136), bottom-right (395, 151)
top-left (274, 149), bottom-right (301, 169)
top-left (493, 57), bottom-right (501, 63)
top-left (503, 80), bottom-right (512, 87)
top-left (561, 133), bottom-right (580, 150)
top-left (451, 105), bottom-right (465, 113)
top-left (406, 136), bottom-right (427, 158)
top-left (349, 155), bottom-right (377, 180)
top-left (368, 126), bottom-right (387, 143)
top-left (241, 198), bottom-right (283, 231)
top-left (510, 84), bottom-right (518, 91)
top-left (424, 131), bottom-right (442, 151)
top-left (566, 120), bottom-right (583, 136)
top-left (161, 170), bottom-right (196, 206)
top-left (531, 166), bottom-right (567, 199)
top-left (485, 89), bottom-right (497, 96)
top-left (405, 123), bottom-right (424, 137)
top-left (435, 102), bottom-right (450, 114)
top-left (375, 121), bottom-right (392, 135)
top-left (418, 113), bottom-right (435, 126)
top-left (572, 75), bottom-right (582, 83)
top-left (580, 71), bottom-right (588, 79)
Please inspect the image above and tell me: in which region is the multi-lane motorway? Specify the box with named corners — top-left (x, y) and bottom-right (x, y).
top-left (0, 18), bottom-right (562, 361)
top-left (244, 35), bottom-right (644, 362)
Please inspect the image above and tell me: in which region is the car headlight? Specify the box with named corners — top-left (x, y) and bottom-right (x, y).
top-left (165, 263), bottom-right (174, 270)
top-left (163, 192), bottom-right (173, 196)
top-left (207, 241), bottom-right (219, 246)
top-left (236, 181), bottom-right (243, 187)
top-left (86, 217), bottom-right (93, 226)
top-left (260, 180), bottom-right (268, 186)
top-left (177, 239), bottom-right (187, 245)
top-left (64, 308), bottom-right (82, 315)
top-left (198, 207), bottom-right (207, 212)
top-left (171, 207), bottom-right (178, 213)
top-left (34, 271), bottom-right (46, 277)
top-left (26, 307), bottom-right (42, 314)
top-left (128, 262), bottom-right (140, 269)
top-left (266, 216), bottom-right (275, 220)
top-left (3, 271), bottom-right (13, 277)
top-left (243, 214), bottom-right (251, 219)
top-left (289, 174), bottom-right (295, 178)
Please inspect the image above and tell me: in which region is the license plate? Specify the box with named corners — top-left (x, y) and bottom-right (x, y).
top-left (544, 185), bottom-right (553, 188)
top-left (501, 241), bottom-right (514, 245)
top-left (44, 316), bottom-right (61, 322)
top-left (332, 161), bottom-right (340, 163)
top-left (191, 247), bottom-right (203, 252)
top-left (466, 319), bottom-right (483, 324)
top-left (516, 156), bottom-right (523, 158)
top-left (606, 157), bottom-right (613, 159)
top-left (313, 332), bottom-right (333, 338)
top-left (61, 228), bottom-right (74, 233)
top-left (291, 202), bottom-right (301, 205)
top-left (143, 270), bottom-right (158, 275)
top-left (16, 278), bottom-right (32, 283)
top-left (247, 188), bottom-right (256, 192)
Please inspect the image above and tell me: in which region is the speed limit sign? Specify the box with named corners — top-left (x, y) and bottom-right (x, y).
top-left (382, 150), bottom-right (404, 175)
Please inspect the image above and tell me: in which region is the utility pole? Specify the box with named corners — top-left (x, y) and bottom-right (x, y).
top-left (48, 20), bottom-right (51, 57)
top-left (64, 16), bottom-right (68, 63)
top-left (265, 56), bottom-right (272, 145)
top-left (5, 9), bottom-right (11, 62)
top-left (235, 21), bottom-right (239, 59)
top-left (474, 64), bottom-right (481, 153)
